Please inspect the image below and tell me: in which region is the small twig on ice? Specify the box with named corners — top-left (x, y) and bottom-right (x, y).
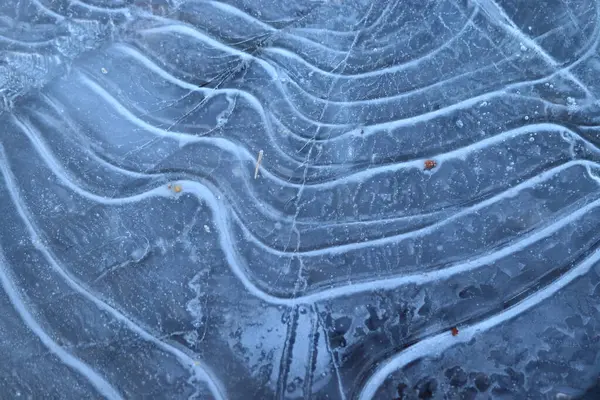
top-left (254, 150), bottom-right (264, 179)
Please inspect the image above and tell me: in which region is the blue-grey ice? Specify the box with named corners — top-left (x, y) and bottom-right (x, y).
top-left (1, 0), bottom-right (600, 399)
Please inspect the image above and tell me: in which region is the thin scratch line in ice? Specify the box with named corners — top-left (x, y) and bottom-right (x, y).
top-left (315, 304), bottom-right (347, 400)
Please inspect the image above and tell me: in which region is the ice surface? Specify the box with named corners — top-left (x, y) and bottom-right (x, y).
top-left (1, 0), bottom-right (600, 399)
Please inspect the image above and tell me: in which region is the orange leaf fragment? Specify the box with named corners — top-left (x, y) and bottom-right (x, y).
top-left (424, 159), bottom-right (437, 170)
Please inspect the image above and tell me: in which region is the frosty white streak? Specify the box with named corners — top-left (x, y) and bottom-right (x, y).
top-left (107, 43), bottom-right (307, 165)
top-left (126, 22), bottom-right (599, 145)
top-left (77, 64), bottom-right (597, 192)
top-left (0, 249), bottom-right (124, 400)
top-left (31, 0), bottom-right (66, 20)
top-left (0, 146), bottom-right (227, 400)
top-left (196, 0), bottom-right (350, 54)
top-left (358, 247), bottom-right (600, 400)
top-left (232, 158), bottom-right (596, 256)
top-left (206, 0), bottom-right (478, 62)
top-left (15, 111), bottom-right (600, 306)
top-left (70, 0), bottom-right (129, 14)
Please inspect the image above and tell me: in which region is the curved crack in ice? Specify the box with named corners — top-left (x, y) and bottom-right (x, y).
top-left (107, 43), bottom-right (323, 169)
top-left (37, 94), bottom-right (151, 180)
top-left (278, 51), bottom-right (518, 107)
top-left (0, 33), bottom-right (63, 47)
top-left (107, 44), bottom-right (362, 177)
top-left (134, 24), bottom-right (353, 129)
top-left (229, 161), bottom-right (600, 255)
top-left (3, 1), bottom-right (600, 398)
top-left (197, 0), bottom-right (350, 55)
top-left (20, 105), bottom-right (453, 239)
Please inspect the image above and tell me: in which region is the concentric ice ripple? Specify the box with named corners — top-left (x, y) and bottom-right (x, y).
top-left (1, 0), bottom-right (600, 399)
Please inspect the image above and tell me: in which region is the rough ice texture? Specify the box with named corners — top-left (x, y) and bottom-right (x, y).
top-left (1, 0), bottom-right (600, 399)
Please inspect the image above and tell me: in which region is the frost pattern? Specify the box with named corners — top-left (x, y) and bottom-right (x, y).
top-left (1, 0), bottom-right (600, 399)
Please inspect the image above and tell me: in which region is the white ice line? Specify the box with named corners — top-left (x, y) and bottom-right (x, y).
top-left (0, 147), bottom-right (226, 400)
top-left (13, 120), bottom-right (600, 306)
top-left (358, 246), bottom-right (600, 400)
top-left (0, 34), bottom-right (56, 47)
top-left (162, 0), bottom-right (349, 55)
top-left (133, 22), bottom-right (593, 140)
top-left (202, 0), bottom-right (275, 32)
top-left (109, 42), bottom-right (350, 164)
top-left (262, 7), bottom-right (478, 79)
top-left (71, 0), bottom-right (129, 14)
top-left (134, 27), bottom-right (347, 131)
top-left (239, 158), bottom-right (596, 257)
top-left (111, 42), bottom-right (600, 181)
top-left (140, 25), bottom-right (249, 59)
top-left (280, 55), bottom-right (510, 107)
top-left (31, 0), bottom-right (66, 20)
top-left (320, 124), bottom-right (594, 188)
top-left (0, 249), bottom-right (124, 400)
top-left (70, 72), bottom-right (591, 190)
top-left (37, 95), bottom-right (150, 179)
top-left (17, 110), bottom-right (456, 265)
top-left (76, 71), bottom-right (250, 153)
